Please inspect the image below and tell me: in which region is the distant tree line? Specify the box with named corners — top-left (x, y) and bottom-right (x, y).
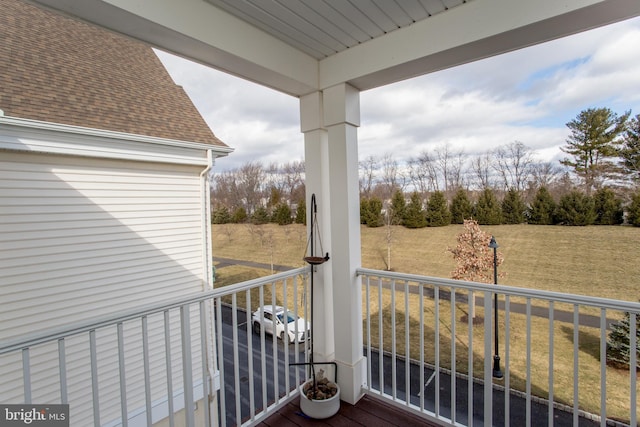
top-left (211, 108), bottom-right (640, 227)
top-left (211, 160), bottom-right (307, 225)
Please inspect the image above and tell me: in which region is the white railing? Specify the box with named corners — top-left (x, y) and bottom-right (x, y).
top-left (0, 267), bottom-right (310, 427)
top-left (357, 268), bottom-right (639, 427)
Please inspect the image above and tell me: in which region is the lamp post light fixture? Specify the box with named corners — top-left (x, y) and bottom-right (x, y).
top-left (489, 236), bottom-right (503, 379)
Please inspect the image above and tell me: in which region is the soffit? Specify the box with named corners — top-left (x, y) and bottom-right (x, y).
top-left (26, 0), bottom-right (640, 96)
top-left (205, 0), bottom-right (467, 60)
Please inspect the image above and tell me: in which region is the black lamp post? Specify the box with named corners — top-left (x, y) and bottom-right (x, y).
top-left (489, 236), bottom-right (503, 379)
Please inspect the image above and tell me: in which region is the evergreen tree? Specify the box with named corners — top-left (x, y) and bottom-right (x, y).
top-left (474, 188), bottom-right (502, 225)
top-left (606, 308), bottom-right (640, 369)
top-left (628, 191), bottom-right (640, 227)
top-left (389, 190), bottom-right (407, 226)
top-left (231, 207), bottom-right (248, 223)
top-left (425, 191), bottom-right (451, 226)
top-left (251, 206), bottom-right (270, 224)
top-left (451, 188), bottom-right (473, 224)
top-left (560, 107), bottom-right (630, 194)
top-left (364, 197), bottom-right (384, 227)
top-left (593, 187), bottom-right (623, 225)
top-left (527, 187), bottom-right (557, 225)
top-left (360, 198), bottom-right (370, 224)
top-left (272, 202), bottom-right (293, 225)
top-left (620, 113), bottom-right (640, 183)
top-left (555, 191), bottom-right (596, 226)
top-left (501, 188), bottom-right (526, 224)
top-left (403, 192), bottom-right (427, 228)
top-left (295, 199), bottom-right (306, 225)
top-left (212, 205), bottom-right (231, 224)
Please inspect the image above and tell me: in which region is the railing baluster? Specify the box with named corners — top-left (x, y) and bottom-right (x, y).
top-left (259, 287), bottom-right (267, 412)
top-left (180, 305), bottom-right (194, 427)
top-left (246, 289), bottom-right (255, 421)
top-left (283, 279), bottom-right (290, 396)
top-left (419, 282), bottom-right (424, 412)
top-left (215, 298), bottom-right (226, 427)
top-left (22, 347), bottom-right (31, 404)
top-left (573, 305), bottom-right (579, 427)
top-left (391, 279), bottom-right (397, 400)
top-left (483, 291), bottom-right (492, 427)
top-left (434, 286), bottom-right (440, 418)
top-left (293, 276), bottom-right (299, 387)
top-left (548, 302), bottom-right (554, 427)
top-left (450, 287), bottom-right (456, 424)
top-left (629, 312), bottom-right (637, 427)
top-left (57, 338), bottom-right (68, 404)
top-left (231, 294), bottom-right (241, 425)
top-left (526, 299), bottom-right (531, 427)
top-left (504, 296), bottom-right (511, 426)
top-left (600, 308), bottom-right (606, 427)
top-left (199, 301), bottom-right (211, 427)
top-left (90, 329), bottom-right (100, 426)
top-left (164, 310), bottom-right (175, 427)
top-left (366, 275), bottom-right (372, 393)
top-left (271, 281), bottom-right (278, 406)
top-left (378, 276), bottom-right (384, 397)
top-left (404, 280), bottom-right (410, 406)
top-left (142, 316), bottom-right (152, 427)
top-left (117, 322), bottom-right (128, 427)
top-left (468, 290), bottom-right (474, 427)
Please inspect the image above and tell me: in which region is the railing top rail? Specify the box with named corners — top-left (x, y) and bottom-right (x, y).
top-left (0, 267), bottom-right (308, 355)
top-left (357, 267), bottom-right (640, 313)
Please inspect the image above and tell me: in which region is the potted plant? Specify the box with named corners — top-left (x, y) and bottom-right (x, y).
top-left (299, 368), bottom-right (340, 419)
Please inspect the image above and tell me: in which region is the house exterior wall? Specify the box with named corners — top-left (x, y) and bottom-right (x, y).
top-left (0, 151), bottom-right (207, 340)
top-left (0, 119), bottom-right (224, 425)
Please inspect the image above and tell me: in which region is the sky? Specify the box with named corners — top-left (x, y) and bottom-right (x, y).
top-left (155, 16), bottom-right (640, 173)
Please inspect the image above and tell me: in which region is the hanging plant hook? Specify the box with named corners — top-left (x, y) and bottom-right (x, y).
top-left (303, 193), bottom-right (330, 265)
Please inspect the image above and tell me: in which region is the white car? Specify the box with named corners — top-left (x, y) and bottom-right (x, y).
top-left (252, 305), bottom-right (309, 344)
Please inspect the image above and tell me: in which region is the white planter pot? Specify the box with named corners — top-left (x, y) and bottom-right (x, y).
top-left (299, 381), bottom-right (341, 419)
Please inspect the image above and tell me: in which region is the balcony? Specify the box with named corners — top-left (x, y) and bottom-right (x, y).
top-left (1, 266), bottom-right (637, 426)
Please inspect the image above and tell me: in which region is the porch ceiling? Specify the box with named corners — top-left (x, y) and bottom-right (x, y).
top-left (28, 0), bottom-right (640, 97)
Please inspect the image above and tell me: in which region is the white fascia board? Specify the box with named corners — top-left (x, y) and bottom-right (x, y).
top-left (0, 116), bottom-right (234, 165)
top-left (31, 0), bottom-right (319, 97)
top-left (319, 0), bottom-right (640, 91)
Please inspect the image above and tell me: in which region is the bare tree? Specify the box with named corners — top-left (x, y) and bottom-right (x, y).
top-left (282, 160), bottom-right (305, 203)
top-left (238, 161), bottom-right (265, 214)
top-left (379, 153), bottom-right (407, 200)
top-left (212, 170), bottom-right (242, 210)
top-left (493, 141), bottom-right (535, 192)
top-left (470, 153), bottom-right (493, 189)
top-left (435, 144), bottom-right (466, 196)
top-left (408, 150), bottom-right (439, 196)
top-left (530, 161), bottom-right (561, 189)
top-left (359, 155), bottom-right (378, 198)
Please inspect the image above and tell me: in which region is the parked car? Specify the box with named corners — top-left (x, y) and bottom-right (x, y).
top-left (252, 305), bottom-right (309, 344)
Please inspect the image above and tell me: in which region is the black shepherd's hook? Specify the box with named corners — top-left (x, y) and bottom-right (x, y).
top-left (295, 193), bottom-right (331, 394)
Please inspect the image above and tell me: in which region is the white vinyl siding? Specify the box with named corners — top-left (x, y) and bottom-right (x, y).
top-left (0, 151), bottom-right (207, 338)
top-left (0, 150), bottom-right (209, 425)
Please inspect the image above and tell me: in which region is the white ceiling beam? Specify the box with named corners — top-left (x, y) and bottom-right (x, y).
top-left (28, 0), bottom-right (319, 96)
top-left (319, 0), bottom-right (640, 91)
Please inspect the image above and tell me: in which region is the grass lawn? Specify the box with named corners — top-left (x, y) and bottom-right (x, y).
top-left (212, 223), bottom-right (640, 423)
top-left (213, 223), bottom-right (640, 302)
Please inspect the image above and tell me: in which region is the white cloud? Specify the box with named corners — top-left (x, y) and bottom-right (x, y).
top-left (156, 16), bottom-right (640, 172)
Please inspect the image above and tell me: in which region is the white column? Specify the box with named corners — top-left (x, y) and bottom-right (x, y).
top-left (300, 92), bottom-right (335, 363)
top-left (323, 83), bottom-right (364, 405)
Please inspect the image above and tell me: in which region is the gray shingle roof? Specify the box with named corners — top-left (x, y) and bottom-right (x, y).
top-left (0, 0), bottom-right (227, 147)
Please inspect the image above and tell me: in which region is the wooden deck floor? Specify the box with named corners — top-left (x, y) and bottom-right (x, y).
top-left (257, 394), bottom-right (439, 427)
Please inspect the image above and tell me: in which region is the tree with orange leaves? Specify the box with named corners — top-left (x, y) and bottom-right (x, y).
top-left (447, 219), bottom-right (505, 283)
